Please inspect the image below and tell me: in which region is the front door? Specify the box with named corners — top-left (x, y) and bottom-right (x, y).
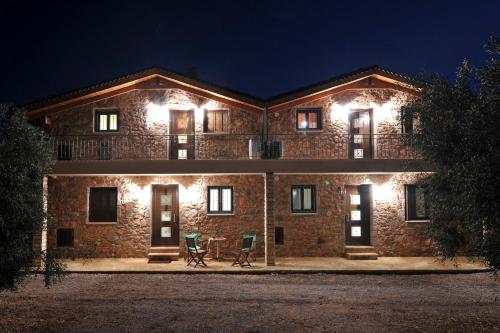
top-left (349, 109), bottom-right (373, 159)
top-left (345, 184), bottom-right (371, 245)
top-left (170, 110), bottom-right (194, 159)
top-left (151, 185), bottom-right (179, 247)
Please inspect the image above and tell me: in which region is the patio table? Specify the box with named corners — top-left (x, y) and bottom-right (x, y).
top-left (207, 237), bottom-right (226, 261)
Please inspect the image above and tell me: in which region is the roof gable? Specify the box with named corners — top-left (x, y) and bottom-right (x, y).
top-left (266, 66), bottom-right (423, 111)
top-left (24, 65), bottom-right (423, 118)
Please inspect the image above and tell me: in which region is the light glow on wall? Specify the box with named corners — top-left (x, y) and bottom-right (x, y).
top-left (375, 101), bottom-right (394, 120)
top-left (179, 183), bottom-right (203, 205)
top-left (195, 106), bottom-right (204, 120)
top-left (125, 183), bottom-right (151, 207)
top-left (146, 101), bottom-right (200, 126)
top-left (200, 100), bottom-right (219, 110)
top-left (373, 182), bottom-right (395, 202)
top-left (146, 102), bottom-right (169, 125)
top-left (331, 103), bottom-right (350, 122)
top-left (331, 101), bottom-right (396, 124)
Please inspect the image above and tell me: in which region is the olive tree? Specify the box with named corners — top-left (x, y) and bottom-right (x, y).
top-left (402, 37), bottom-right (500, 272)
top-left (0, 105), bottom-right (63, 289)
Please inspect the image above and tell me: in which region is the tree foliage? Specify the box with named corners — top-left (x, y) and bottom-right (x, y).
top-left (402, 36), bottom-right (500, 272)
top-left (0, 105), bottom-right (57, 289)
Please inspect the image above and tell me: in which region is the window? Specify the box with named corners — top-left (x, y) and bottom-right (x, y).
top-left (204, 110), bottom-right (228, 133)
top-left (402, 111), bottom-right (420, 134)
top-left (296, 108), bottom-right (321, 130)
top-left (291, 185), bottom-right (316, 213)
top-left (95, 110), bottom-right (119, 132)
top-left (57, 229), bottom-right (74, 247)
top-left (89, 187), bottom-right (118, 222)
top-left (405, 185), bottom-right (429, 220)
top-left (207, 186), bottom-right (233, 214)
top-left (275, 227), bottom-right (284, 245)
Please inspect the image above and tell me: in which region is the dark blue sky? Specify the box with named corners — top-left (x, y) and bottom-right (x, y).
top-left (1, 0), bottom-right (499, 105)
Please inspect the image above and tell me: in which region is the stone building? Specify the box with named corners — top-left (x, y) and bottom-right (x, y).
top-left (26, 66), bottom-right (432, 264)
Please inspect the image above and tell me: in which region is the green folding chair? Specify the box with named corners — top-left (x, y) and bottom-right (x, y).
top-left (232, 236), bottom-right (254, 267)
top-left (242, 233), bottom-right (257, 262)
top-left (183, 232), bottom-right (201, 261)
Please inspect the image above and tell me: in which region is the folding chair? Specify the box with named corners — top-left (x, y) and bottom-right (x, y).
top-left (183, 232), bottom-right (201, 261)
top-left (231, 236), bottom-right (254, 267)
top-left (242, 233), bottom-right (257, 262)
top-left (186, 236), bottom-right (207, 267)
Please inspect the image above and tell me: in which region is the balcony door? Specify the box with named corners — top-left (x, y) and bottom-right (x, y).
top-left (170, 110), bottom-right (195, 159)
top-left (345, 184), bottom-right (371, 245)
top-left (349, 109), bottom-right (373, 159)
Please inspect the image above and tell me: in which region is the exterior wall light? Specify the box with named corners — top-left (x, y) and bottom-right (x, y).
top-left (337, 185), bottom-right (346, 201)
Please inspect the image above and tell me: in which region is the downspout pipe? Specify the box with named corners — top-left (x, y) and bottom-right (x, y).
top-left (262, 106), bottom-right (268, 158)
top-left (263, 106), bottom-right (268, 141)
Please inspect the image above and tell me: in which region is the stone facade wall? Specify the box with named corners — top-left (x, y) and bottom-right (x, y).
top-left (47, 89), bottom-right (262, 160)
top-left (273, 173), bottom-right (432, 257)
top-left (47, 172), bottom-right (431, 258)
top-left (267, 88), bottom-right (416, 159)
top-left (47, 175), bottom-right (265, 258)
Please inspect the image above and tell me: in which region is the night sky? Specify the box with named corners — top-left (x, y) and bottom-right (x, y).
top-left (1, 0), bottom-right (499, 105)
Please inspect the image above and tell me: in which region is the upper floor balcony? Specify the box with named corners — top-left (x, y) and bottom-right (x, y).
top-left (50, 133), bottom-right (419, 161)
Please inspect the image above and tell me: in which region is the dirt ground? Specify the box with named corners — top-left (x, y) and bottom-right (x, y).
top-left (0, 273), bottom-right (499, 333)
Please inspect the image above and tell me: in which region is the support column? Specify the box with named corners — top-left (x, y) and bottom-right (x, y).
top-left (264, 172), bottom-right (275, 266)
top-left (32, 176), bottom-right (48, 268)
top-left (42, 176), bottom-right (48, 254)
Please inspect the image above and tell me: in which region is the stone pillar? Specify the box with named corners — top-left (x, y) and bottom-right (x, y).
top-left (264, 172), bottom-right (275, 266)
top-left (32, 176), bottom-right (48, 268)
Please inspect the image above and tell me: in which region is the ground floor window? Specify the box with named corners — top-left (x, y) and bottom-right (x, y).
top-left (89, 187), bottom-right (118, 222)
top-left (405, 185), bottom-right (429, 220)
top-left (208, 186), bottom-right (233, 214)
top-left (291, 185), bottom-right (316, 213)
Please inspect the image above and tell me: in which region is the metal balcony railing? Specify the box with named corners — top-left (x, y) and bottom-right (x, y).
top-left (49, 133), bottom-right (419, 161)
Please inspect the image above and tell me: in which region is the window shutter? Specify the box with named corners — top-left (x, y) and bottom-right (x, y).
top-left (89, 187), bottom-right (117, 222)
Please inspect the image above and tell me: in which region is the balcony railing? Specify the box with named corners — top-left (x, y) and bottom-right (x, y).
top-left (50, 133), bottom-right (419, 161)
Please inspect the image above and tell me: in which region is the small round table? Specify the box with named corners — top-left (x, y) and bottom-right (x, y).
top-left (207, 237), bottom-right (226, 261)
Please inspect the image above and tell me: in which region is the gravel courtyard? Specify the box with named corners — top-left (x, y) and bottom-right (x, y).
top-left (1, 273), bottom-right (499, 333)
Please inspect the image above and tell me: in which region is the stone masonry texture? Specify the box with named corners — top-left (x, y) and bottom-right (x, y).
top-left (47, 173), bottom-right (431, 258)
top-left (47, 175), bottom-right (265, 258)
top-left (47, 88), bottom-right (263, 160)
top-left (44, 81), bottom-right (430, 258)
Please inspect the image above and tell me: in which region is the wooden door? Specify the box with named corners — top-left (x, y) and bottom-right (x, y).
top-left (349, 109), bottom-right (373, 159)
top-left (170, 110), bottom-right (194, 159)
top-left (151, 185), bottom-right (179, 247)
top-left (345, 184), bottom-right (371, 245)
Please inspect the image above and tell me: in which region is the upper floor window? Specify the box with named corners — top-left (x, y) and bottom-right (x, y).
top-left (402, 112), bottom-right (420, 134)
top-left (89, 187), bottom-right (118, 222)
top-left (296, 108), bottom-right (321, 130)
top-left (291, 185), bottom-right (316, 213)
top-left (208, 186), bottom-right (233, 214)
top-left (95, 110), bottom-right (119, 132)
top-left (204, 109), bottom-right (228, 133)
top-left (405, 185), bottom-right (429, 221)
